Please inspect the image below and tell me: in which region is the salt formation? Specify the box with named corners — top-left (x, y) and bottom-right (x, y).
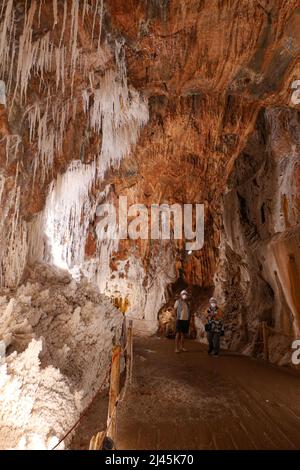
top-left (0, 263), bottom-right (123, 450)
top-left (0, 0), bottom-right (149, 289)
top-left (39, 42), bottom-right (148, 276)
top-left (0, 80), bottom-right (6, 106)
top-left (97, 245), bottom-right (177, 335)
top-left (43, 160), bottom-right (97, 271)
top-left (84, 41), bottom-right (149, 177)
top-left (0, 170), bottom-right (28, 288)
top-left (28, 98), bottom-right (72, 183)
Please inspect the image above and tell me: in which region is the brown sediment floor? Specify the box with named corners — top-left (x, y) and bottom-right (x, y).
top-left (116, 337), bottom-right (300, 450)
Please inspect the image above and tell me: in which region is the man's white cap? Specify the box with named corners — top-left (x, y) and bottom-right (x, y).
top-left (209, 297), bottom-right (217, 303)
top-left (180, 290), bottom-right (188, 296)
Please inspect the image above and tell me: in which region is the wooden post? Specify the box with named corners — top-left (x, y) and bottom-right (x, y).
top-left (127, 320), bottom-right (133, 384)
top-left (262, 321), bottom-right (269, 361)
top-left (107, 344), bottom-right (121, 441)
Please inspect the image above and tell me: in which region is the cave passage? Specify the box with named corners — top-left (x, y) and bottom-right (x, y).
top-left (116, 337), bottom-right (300, 450)
top-left (1, 0), bottom-right (300, 452)
top-left (70, 334), bottom-right (300, 450)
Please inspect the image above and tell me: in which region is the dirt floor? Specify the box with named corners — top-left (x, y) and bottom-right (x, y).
top-left (71, 336), bottom-right (300, 450)
top-left (116, 337), bottom-right (300, 450)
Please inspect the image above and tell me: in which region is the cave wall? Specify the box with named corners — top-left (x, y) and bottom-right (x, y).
top-left (216, 107), bottom-right (300, 364)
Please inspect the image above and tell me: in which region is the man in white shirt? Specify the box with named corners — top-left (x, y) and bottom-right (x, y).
top-left (174, 290), bottom-right (191, 353)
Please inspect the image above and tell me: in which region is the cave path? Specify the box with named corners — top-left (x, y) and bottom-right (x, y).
top-left (116, 337), bottom-right (300, 450)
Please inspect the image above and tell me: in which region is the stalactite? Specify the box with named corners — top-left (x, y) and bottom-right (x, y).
top-left (5, 134), bottom-right (21, 165)
top-left (38, 0), bottom-right (42, 28)
top-left (59, 1), bottom-right (67, 48)
top-left (97, 0), bottom-right (104, 52)
top-left (0, 174), bottom-right (5, 211)
top-left (27, 211), bottom-right (46, 263)
top-left (0, 0), bottom-right (14, 79)
top-left (6, 20), bottom-right (16, 96)
top-left (85, 41), bottom-right (149, 177)
top-left (82, 0), bottom-right (88, 24)
top-left (70, 0), bottom-right (79, 94)
top-left (91, 0), bottom-right (99, 49)
top-left (52, 0), bottom-right (58, 28)
top-left (28, 97), bottom-right (73, 184)
top-left (82, 89), bottom-right (89, 113)
top-left (43, 160), bottom-right (97, 271)
top-left (0, 1), bottom-right (6, 20)
top-left (0, 171), bottom-right (28, 288)
top-left (13, 0), bottom-right (37, 103)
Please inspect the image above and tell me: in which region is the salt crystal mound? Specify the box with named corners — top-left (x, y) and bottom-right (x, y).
top-left (0, 262), bottom-right (123, 450)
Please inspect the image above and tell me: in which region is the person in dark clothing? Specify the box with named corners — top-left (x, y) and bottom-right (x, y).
top-left (205, 297), bottom-right (224, 357)
top-left (174, 290), bottom-right (191, 353)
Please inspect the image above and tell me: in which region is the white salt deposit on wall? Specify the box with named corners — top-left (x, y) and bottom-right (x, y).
top-left (0, 339), bottom-right (80, 450)
top-left (43, 160), bottom-right (97, 270)
top-left (0, 80), bottom-right (6, 106)
top-left (36, 41), bottom-right (148, 276)
top-left (0, 263), bottom-right (123, 449)
top-left (0, 171), bottom-right (28, 288)
top-left (93, 245), bottom-right (177, 335)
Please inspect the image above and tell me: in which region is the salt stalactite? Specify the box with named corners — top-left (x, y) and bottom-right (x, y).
top-left (38, 0), bottom-right (42, 28)
top-left (59, 1), bottom-right (68, 48)
top-left (42, 160), bottom-right (97, 272)
top-left (94, 209), bottom-right (119, 292)
top-left (5, 134), bottom-right (21, 165)
top-left (6, 22), bottom-right (16, 96)
top-left (91, 0), bottom-right (99, 49)
top-left (84, 40), bottom-right (149, 178)
top-left (82, 0), bottom-right (88, 24)
top-left (35, 33), bottom-right (53, 80)
top-left (52, 0), bottom-right (58, 28)
top-left (70, 0), bottom-right (79, 94)
top-left (0, 171), bottom-right (28, 288)
top-left (97, 0), bottom-right (104, 52)
top-left (13, 0), bottom-right (37, 104)
top-left (0, 80), bottom-right (6, 106)
top-left (28, 98), bottom-right (72, 183)
top-left (0, 0), bottom-right (14, 79)
top-left (55, 45), bottom-right (66, 93)
top-left (38, 39), bottom-right (149, 278)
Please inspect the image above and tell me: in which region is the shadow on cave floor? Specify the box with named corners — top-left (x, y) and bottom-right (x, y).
top-left (115, 337), bottom-right (300, 450)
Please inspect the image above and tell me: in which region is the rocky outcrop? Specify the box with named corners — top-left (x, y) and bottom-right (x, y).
top-left (0, 263), bottom-right (123, 449)
top-left (215, 108), bottom-right (300, 364)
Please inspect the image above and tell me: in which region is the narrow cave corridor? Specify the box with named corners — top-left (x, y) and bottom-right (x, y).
top-left (0, 0), bottom-right (300, 454)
